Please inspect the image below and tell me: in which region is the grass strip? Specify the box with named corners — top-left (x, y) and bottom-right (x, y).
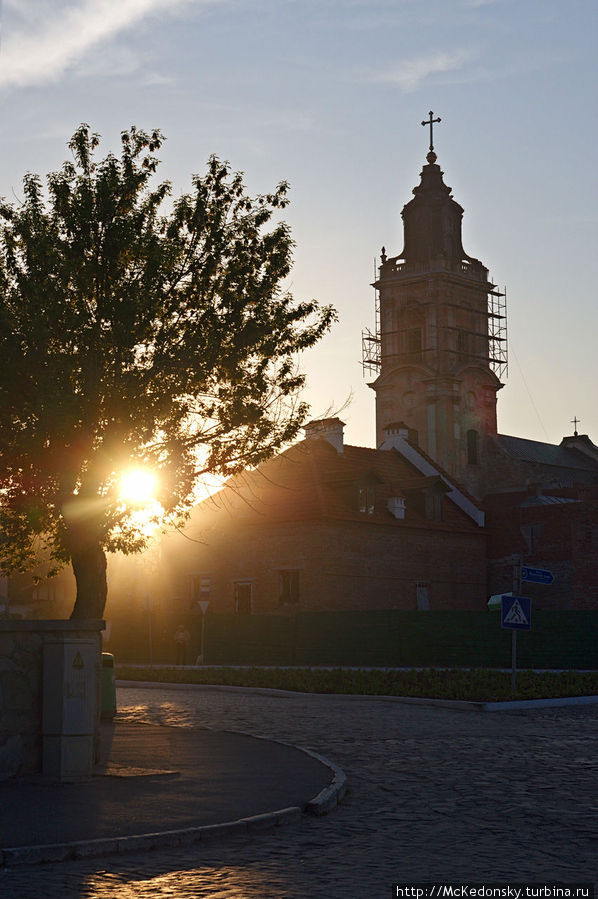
top-left (115, 665), bottom-right (598, 703)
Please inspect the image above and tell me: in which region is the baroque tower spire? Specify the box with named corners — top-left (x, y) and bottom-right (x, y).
top-left (365, 116), bottom-right (507, 498)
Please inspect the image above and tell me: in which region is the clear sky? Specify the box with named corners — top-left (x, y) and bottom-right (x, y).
top-left (1, 0), bottom-right (596, 450)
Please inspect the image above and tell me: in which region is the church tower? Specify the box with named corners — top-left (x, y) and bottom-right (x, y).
top-left (364, 114), bottom-right (507, 498)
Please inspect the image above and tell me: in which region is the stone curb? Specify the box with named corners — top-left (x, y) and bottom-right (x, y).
top-left (117, 680), bottom-right (598, 711)
top-left (0, 807), bottom-right (302, 868)
top-left (0, 733), bottom-right (347, 868)
top-left (300, 747), bottom-right (348, 815)
top-left (478, 695), bottom-right (598, 711)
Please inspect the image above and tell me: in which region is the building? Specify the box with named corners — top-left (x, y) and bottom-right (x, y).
top-left (164, 418), bottom-right (487, 615)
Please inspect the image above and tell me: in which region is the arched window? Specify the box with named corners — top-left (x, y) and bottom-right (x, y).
top-left (467, 429), bottom-right (479, 466)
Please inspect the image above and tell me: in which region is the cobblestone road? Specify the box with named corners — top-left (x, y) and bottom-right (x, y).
top-left (1, 687), bottom-right (597, 898)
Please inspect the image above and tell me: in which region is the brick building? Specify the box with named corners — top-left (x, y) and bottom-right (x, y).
top-left (163, 418), bottom-right (487, 616)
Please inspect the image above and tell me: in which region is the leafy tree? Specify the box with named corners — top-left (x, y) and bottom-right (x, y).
top-left (0, 125), bottom-right (335, 619)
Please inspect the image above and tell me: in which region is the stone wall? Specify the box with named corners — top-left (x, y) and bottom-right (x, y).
top-left (0, 620), bottom-right (104, 779)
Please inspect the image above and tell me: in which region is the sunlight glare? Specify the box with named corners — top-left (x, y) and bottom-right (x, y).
top-left (119, 469), bottom-right (158, 506)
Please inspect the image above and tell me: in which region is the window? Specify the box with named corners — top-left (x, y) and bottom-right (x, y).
top-left (405, 328), bottom-right (423, 360)
top-left (416, 582), bottom-right (430, 611)
top-left (358, 486), bottom-right (375, 514)
top-left (424, 492), bottom-right (443, 522)
top-left (520, 524), bottom-right (543, 555)
top-left (279, 571), bottom-right (300, 605)
top-left (234, 582), bottom-right (252, 614)
top-left (457, 329), bottom-right (468, 360)
top-left (467, 429), bottom-right (479, 466)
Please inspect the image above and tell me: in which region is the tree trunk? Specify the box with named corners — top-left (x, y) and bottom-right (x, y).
top-left (70, 542), bottom-right (108, 620)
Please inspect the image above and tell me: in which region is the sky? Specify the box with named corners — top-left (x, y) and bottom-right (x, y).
top-left (0, 0), bottom-right (596, 451)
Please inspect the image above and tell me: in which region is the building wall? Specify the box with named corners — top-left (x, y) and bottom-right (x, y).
top-left (164, 516), bottom-right (487, 615)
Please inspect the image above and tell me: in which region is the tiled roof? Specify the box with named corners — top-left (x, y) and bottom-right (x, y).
top-left (199, 438), bottom-right (481, 532)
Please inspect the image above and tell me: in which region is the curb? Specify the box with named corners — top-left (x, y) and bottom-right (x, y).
top-left (0, 736), bottom-right (347, 868)
top-left (116, 680), bottom-right (598, 711)
top-left (300, 747), bottom-right (347, 815)
top-left (478, 695), bottom-right (598, 711)
top-left (0, 806), bottom-right (302, 868)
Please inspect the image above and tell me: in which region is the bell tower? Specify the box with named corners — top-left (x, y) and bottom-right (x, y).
top-left (363, 114), bottom-right (507, 498)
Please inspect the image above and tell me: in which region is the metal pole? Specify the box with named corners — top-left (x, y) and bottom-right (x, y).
top-left (200, 611), bottom-right (205, 665)
top-left (511, 554), bottom-right (521, 694)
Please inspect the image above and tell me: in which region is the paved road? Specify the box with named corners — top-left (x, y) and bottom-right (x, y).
top-left (1, 686), bottom-right (597, 898)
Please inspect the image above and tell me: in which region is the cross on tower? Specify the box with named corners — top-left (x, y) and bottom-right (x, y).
top-left (572, 416), bottom-right (580, 436)
top-left (421, 111), bottom-right (441, 151)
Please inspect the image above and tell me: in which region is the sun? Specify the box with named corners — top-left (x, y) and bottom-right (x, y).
top-left (119, 469), bottom-right (158, 506)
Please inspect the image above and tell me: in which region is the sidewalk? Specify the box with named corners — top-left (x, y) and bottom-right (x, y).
top-left (0, 721), bottom-right (345, 866)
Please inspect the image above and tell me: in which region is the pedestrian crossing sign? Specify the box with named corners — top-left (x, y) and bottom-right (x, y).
top-left (501, 595), bottom-right (531, 630)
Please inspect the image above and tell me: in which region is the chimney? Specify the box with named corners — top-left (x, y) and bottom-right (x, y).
top-left (387, 496), bottom-right (406, 520)
top-left (384, 422), bottom-right (410, 440)
top-left (303, 417), bottom-right (345, 454)
top-left (379, 421), bottom-right (416, 450)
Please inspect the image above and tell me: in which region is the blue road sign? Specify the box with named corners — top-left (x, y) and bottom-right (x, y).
top-left (521, 566), bottom-right (554, 585)
top-left (501, 595), bottom-right (531, 630)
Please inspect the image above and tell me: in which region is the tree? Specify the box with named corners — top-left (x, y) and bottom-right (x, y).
top-left (0, 125), bottom-right (335, 619)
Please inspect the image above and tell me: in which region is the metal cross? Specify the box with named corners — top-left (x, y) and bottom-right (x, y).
top-left (421, 111), bottom-right (441, 151)
top-left (571, 416), bottom-right (580, 435)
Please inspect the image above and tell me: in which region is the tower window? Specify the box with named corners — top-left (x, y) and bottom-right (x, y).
top-left (458, 329), bottom-right (468, 360)
top-left (405, 328), bottom-right (423, 360)
top-left (467, 429), bottom-right (479, 466)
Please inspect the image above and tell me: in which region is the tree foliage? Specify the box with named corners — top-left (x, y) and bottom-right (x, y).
top-left (0, 124), bottom-right (335, 617)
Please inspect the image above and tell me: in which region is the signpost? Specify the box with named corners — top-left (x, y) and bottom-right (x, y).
top-left (489, 559), bottom-right (552, 693)
top-left (501, 595), bottom-right (531, 692)
top-left (521, 566), bottom-right (554, 585)
top-left (197, 600), bottom-right (210, 665)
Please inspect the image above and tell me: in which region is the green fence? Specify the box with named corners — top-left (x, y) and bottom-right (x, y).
top-left (107, 609), bottom-right (598, 669)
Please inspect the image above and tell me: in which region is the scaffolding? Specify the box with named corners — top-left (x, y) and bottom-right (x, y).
top-left (361, 259), bottom-right (381, 377)
top-left (488, 284), bottom-right (508, 382)
top-left (361, 278), bottom-right (508, 382)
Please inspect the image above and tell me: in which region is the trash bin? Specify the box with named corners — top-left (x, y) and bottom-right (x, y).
top-left (101, 652), bottom-right (117, 720)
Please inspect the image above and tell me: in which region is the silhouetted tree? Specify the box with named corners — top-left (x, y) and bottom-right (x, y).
top-left (0, 125), bottom-right (334, 618)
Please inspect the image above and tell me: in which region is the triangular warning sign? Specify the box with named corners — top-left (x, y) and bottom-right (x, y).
top-left (504, 600), bottom-right (529, 626)
top-left (72, 651), bottom-right (85, 669)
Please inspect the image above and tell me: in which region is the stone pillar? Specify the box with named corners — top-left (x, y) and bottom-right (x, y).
top-left (0, 620), bottom-right (103, 779)
top-left (42, 636), bottom-right (99, 780)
